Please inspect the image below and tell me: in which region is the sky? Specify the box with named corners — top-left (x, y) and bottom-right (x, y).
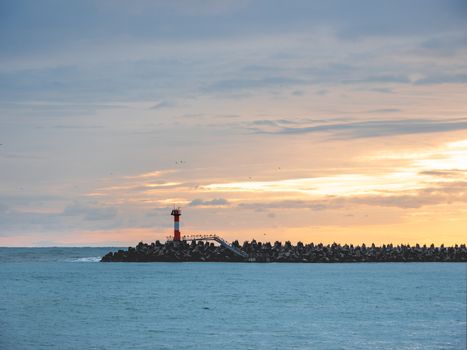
top-left (0, 0), bottom-right (466, 246)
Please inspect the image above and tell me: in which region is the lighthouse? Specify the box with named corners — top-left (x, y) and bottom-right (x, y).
top-left (171, 208), bottom-right (181, 241)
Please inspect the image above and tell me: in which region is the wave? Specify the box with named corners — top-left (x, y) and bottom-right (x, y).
top-left (66, 256), bottom-right (102, 263)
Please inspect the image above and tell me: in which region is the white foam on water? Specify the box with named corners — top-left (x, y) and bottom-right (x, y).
top-left (67, 256), bottom-right (102, 263)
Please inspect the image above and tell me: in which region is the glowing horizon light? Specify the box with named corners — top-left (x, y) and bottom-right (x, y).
top-left (202, 173), bottom-right (424, 197)
top-left (201, 139), bottom-right (467, 199)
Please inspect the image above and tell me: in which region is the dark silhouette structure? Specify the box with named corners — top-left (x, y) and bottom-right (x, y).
top-left (101, 240), bottom-right (467, 263)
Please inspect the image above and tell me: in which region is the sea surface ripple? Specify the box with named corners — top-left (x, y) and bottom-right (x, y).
top-left (0, 248), bottom-right (466, 350)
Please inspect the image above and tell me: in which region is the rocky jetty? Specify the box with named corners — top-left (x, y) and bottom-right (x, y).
top-left (101, 240), bottom-right (467, 263)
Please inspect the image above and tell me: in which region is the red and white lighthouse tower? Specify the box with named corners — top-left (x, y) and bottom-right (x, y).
top-left (171, 208), bottom-right (181, 241)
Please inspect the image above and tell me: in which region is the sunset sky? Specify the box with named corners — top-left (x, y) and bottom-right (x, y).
top-left (1, 0), bottom-right (466, 246)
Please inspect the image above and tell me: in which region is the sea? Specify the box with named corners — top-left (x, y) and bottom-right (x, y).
top-left (0, 247), bottom-right (466, 350)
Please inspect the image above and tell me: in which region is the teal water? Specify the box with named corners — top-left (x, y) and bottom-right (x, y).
top-left (0, 248), bottom-right (466, 350)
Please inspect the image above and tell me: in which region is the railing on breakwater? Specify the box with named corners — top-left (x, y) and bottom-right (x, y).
top-left (166, 234), bottom-right (248, 258)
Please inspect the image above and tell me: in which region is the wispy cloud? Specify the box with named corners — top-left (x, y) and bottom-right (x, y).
top-left (189, 198), bottom-right (230, 207)
top-left (237, 180), bottom-right (467, 211)
top-left (365, 108), bottom-right (401, 114)
top-left (414, 73), bottom-right (467, 85)
top-left (253, 118), bottom-right (467, 139)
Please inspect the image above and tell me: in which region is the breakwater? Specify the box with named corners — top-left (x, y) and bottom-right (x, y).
top-left (101, 240), bottom-right (467, 262)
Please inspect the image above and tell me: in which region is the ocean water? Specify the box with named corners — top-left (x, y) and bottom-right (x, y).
top-left (0, 248), bottom-right (465, 350)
